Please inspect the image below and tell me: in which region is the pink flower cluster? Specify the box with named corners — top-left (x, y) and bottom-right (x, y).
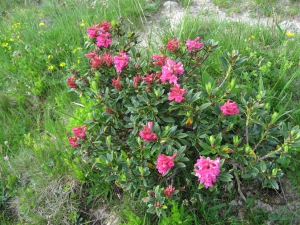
top-left (156, 153), bottom-right (177, 174)
top-left (161, 59), bottom-right (184, 84)
top-left (194, 156), bottom-right (221, 188)
top-left (67, 75), bottom-right (78, 89)
top-left (139, 122), bottom-right (157, 142)
top-left (112, 76), bottom-right (122, 91)
top-left (113, 50), bottom-right (130, 73)
top-left (168, 84), bottom-right (187, 102)
top-left (220, 99), bottom-right (239, 116)
top-left (85, 51), bottom-right (113, 69)
top-left (68, 125), bottom-right (87, 147)
top-left (186, 37), bottom-right (204, 52)
top-left (166, 38), bottom-right (180, 52)
top-left (87, 21), bottom-right (112, 48)
top-left (164, 185), bottom-right (175, 197)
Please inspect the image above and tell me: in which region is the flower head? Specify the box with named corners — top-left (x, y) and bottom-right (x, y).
top-left (133, 74), bottom-right (142, 88)
top-left (87, 24), bottom-right (102, 38)
top-left (103, 52), bottom-right (113, 67)
top-left (220, 99), bottom-right (239, 116)
top-left (156, 153), bottom-right (177, 174)
top-left (89, 55), bottom-right (104, 69)
top-left (72, 125), bottom-right (87, 139)
top-left (114, 50), bottom-right (130, 73)
top-left (112, 76), bottom-right (122, 91)
top-left (186, 37), bottom-right (204, 52)
top-left (286, 31), bottom-right (294, 37)
top-left (96, 32), bottom-right (112, 48)
top-left (4, 156), bottom-right (9, 161)
top-left (139, 122), bottom-right (157, 142)
top-left (161, 59), bottom-right (184, 84)
top-left (68, 137), bottom-right (80, 147)
top-left (67, 76), bottom-right (78, 89)
top-left (166, 38), bottom-right (180, 52)
top-left (194, 156), bottom-right (221, 188)
top-left (152, 55), bottom-right (166, 67)
top-left (164, 185), bottom-right (175, 197)
top-left (168, 84), bottom-right (187, 102)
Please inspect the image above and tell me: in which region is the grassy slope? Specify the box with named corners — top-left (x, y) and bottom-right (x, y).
top-left (0, 0), bottom-right (300, 224)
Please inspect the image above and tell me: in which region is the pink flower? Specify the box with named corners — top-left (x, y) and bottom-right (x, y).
top-left (186, 37), bottom-right (204, 52)
top-left (103, 52), bottom-right (113, 67)
top-left (168, 84), bottom-right (187, 102)
top-left (85, 51), bottom-right (96, 58)
top-left (87, 24), bottom-right (102, 38)
top-left (89, 55), bottom-right (104, 69)
top-left (139, 122), bottom-right (157, 142)
top-left (166, 38), bottom-right (180, 52)
top-left (99, 20), bottom-right (112, 32)
top-left (194, 156), bottom-right (221, 188)
top-left (114, 50), bottom-right (130, 73)
top-left (68, 137), bottom-right (80, 147)
top-left (72, 125), bottom-right (87, 139)
top-left (156, 153), bottom-right (177, 174)
top-left (164, 185), bottom-right (175, 197)
top-left (96, 32), bottom-right (112, 48)
top-left (161, 59), bottom-right (184, 84)
top-left (143, 73), bottom-right (156, 85)
top-left (4, 156), bottom-right (9, 161)
top-left (152, 55), bottom-right (166, 67)
top-left (106, 108), bottom-right (113, 114)
top-left (112, 76), bottom-right (122, 90)
top-left (220, 99), bottom-right (239, 116)
top-left (67, 76), bottom-right (78, 89)
top-left (133, 74), bottom-right (142, 88)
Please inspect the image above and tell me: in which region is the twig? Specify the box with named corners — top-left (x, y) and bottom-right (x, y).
top-left (233, 168), bottom-right (246, 202)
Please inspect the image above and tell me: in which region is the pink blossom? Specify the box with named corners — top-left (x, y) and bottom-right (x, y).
top-left (152, 55), bottom-right (166, 67)
top-left (96, 32), bottom-right (112, 48)
top-left (85, 51), bottom-right (96, 58)
top-left (114, 50), bottom-right (130, 73)
top-left (139, 122), bottom-right (157, 142)
top-left (4, 156), bottom-right (9, 161)
top-left (156, 153), bottom-right (177, 174)
top-left (67, 76), bottom-right (78, 89)
top-left (89, 55), bottom-right (104, 69)
top-left (99, 20), bottom-right (112, 32)
top-left (164, 185), bottom-right (175, 197)
top-left (220, 99), bottom-right (239, 116)
top-left (103, 52), bottom-right (113, 67)
top-left (133, 74), bottom-right (142, 88)
top-left (168, 84), bottom-right (187, 102)
top-left (106, 108), bottom-right (113, 114)
top-left (166, 38), bottom-right (180, 52)
top-left (112, 76), bottom-right (122, 91)
top-left (68, 137), bottom-right (80, 147)
top-left (194, 156), bottom-right (221, 188)
top-left (186, 37), bottom-right (204, 52)
top-left (143, 73), bottom-right (156, 85)
top-left (87, 24), bottom-right (102, 38)
top-left (72, 125), bottom-right (87, 139)
top-left (161, 59), bottom-right (184, 84)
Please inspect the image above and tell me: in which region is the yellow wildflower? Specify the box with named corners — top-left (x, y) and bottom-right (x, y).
top-left (286, 32), bottom-right (294, 37)
top-left (59, 62), bottom-right (66, 67)
top-left (2, 42), bottom-right (9, 47)
top-left (47, 55), bottom-right (52, 59)
top-left (9, 38), bottom-right (14, 42)
top-left (48, 65), bottom-right (54, 70)
top-left (80, 21), bottom-right (85, 27)
top-left (39, 22), bottom-right (45, 27)
top-left (251, 35), bottom-right (255, 39)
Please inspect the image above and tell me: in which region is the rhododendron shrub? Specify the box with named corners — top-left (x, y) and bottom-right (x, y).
top-left (67, 20), bottom-right (300, 217)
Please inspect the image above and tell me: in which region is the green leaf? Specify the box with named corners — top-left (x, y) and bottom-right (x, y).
top-left (269, 179), bottom-right (279, 190)
top-left (198, 102), bottom-right (211, 111)
top-left (176, 133), bottom-right (188, 139)
top-left (259, 161), bottom-right (267, 173)
top-left (217, 172), bottom-right (233, 182)
top-left (105, 174), bottom-right (118, 182)
top-left (176, 162), bottom-right (186, 168)
top-left (161, 117), bottom-right (175, 123)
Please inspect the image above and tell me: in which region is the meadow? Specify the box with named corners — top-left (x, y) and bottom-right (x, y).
top-left (1, 0), bottom-right (300, 224)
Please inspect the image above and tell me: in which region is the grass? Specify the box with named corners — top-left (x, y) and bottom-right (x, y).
top-left (1, 0), bottom-right (300, 224)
